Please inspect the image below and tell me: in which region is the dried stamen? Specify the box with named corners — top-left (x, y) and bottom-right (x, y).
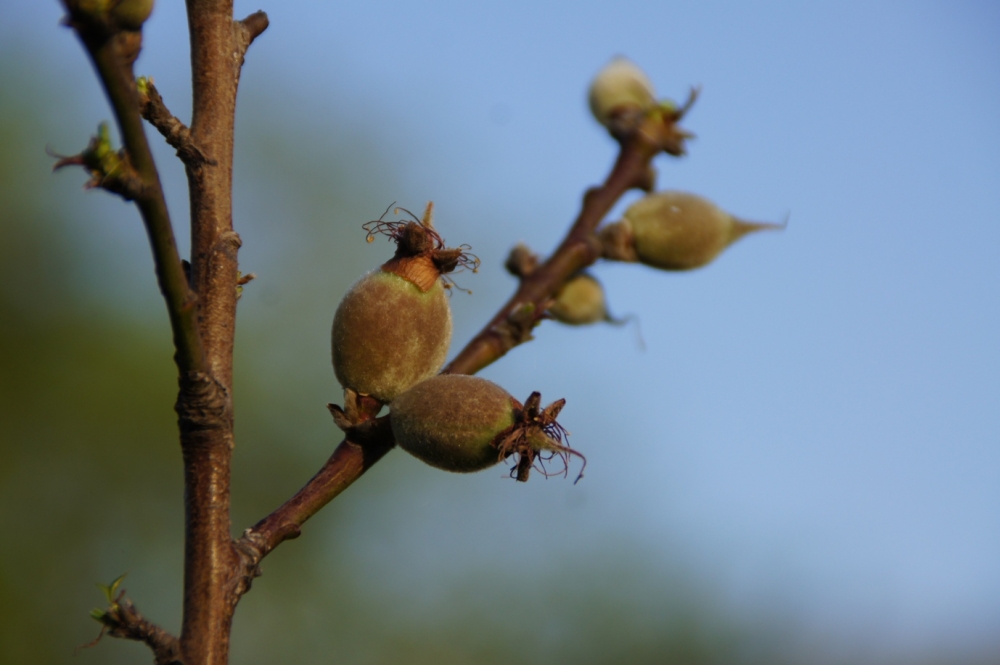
top-left (492, 393), bottom-right (586, 483)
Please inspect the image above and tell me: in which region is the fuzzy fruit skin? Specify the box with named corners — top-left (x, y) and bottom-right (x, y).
top-left (624, 191), bottom-right (739, 270)
top-left (550, 273), bottom-right (607, 325)
top-left (332, 270), bottom-right (452, 403)
top-left (588, 57), bottom-right (656, 128)
top-left (390, 375), bottom-right (515, 473)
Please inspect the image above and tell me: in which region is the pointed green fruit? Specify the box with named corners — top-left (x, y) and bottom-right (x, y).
top-left (622, 191), bottom-right (783, 270)
top-left (390, 375), bottom-right (585, 482)
top-left (588, 57), bottom-right (656, 129)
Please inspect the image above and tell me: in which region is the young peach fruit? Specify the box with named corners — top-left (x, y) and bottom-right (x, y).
top-left (621, 190), bottom-right (782, 270)
top-left (390, 375), bottom-right (585, 482)
top-left (331, 203), bottom-right (476, 403)
top-left (549, 272), bottom-right (613, 326)
top-left (332, 270), bottom-right (451, 403)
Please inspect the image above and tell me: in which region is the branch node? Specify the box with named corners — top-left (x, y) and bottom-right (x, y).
top-left (176, 371), bottom-right (229, 433)
top-left (504, 243), bottom-right (539, 279)
top-left (237, 11), bottom-right (270, 53)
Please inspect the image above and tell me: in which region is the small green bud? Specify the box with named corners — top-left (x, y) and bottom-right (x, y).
top-left (620, 191), bottom-right (783, 270)
top-left (109, 0), bottom-right (154, 30)
top-left (588, 57), bottom-right (656, 129)
top-left (549, 272), bottom-right (613, 326)
top-left (390, 375), bottom-right (585, 482)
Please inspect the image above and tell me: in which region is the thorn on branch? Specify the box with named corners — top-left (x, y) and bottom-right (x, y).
top-left (51, 122), bottom-right (143, 200)
top-left (137, 77), bottom-right (214, 167)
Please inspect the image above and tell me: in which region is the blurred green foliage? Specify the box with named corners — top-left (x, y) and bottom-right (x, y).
top-left (0, 64), bottom-right (989, 665)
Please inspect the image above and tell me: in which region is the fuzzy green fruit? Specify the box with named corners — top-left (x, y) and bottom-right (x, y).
top-left (390, 375), bottom-right (515, 473)
top-left (391, 375), bottom-right (584, 481)
top-left (332, 270), bottom-right (452, 403)
top-left (622, 191), bottom-right (782, 270)
top-left (588, 57), bottom-right (656, 129)
top-left (549, 272), bottom-right (611, 326)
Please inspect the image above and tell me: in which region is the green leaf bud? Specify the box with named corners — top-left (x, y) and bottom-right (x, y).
top-left (622, 191), bottom-right (783, 270)
top-left (588, 57), bottom-right (656, 129)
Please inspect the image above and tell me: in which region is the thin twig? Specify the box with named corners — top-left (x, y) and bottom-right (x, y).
top-left (63, 5), bottom-right (206, 375)
top-left (236, 105), bottom-right (695, 590)
top-left (443, 124), bottom-right (661, 375)
top-left (86, 593), bottom-right (182, 665)
top-left (237, 11), bottom-right (270, 54)
top-left (139, 80), bottom-right (213, 167)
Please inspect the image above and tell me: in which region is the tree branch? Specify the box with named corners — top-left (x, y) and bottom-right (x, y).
top-left (177, 3), bottom-right (269, 663)
top-left (61, 5), bottom-right (206, 376)
top-left (89, 593), bottom-right (183, 665)
top-left (138, 79), bottom-right (213, 167)
top-left (235, 99), bottom-right (697, 595)
top-left (235, 434), bottom-right (395, 590)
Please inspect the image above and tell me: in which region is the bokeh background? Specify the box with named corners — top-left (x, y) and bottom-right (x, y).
top-left (2, 2), bottom-right (998, 663)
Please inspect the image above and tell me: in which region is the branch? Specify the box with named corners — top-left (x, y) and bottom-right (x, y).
top-left (138, 79), bottom-right (213, 167)
top-left (88, 592), bottom-right (182, 665)
top-left (237, 11), bottom-right (270, 54)
top-left (61, 4), bottom-right (206, 376)
top-left (233, 396), bottom-right (392, 602)
top-left (444, 95), bottom-right (696, 375)
top-left (177, 4), bottom-right (269, 663)
top-left (234, 96), bottom-right (698, 592)
top-left (235, 434), bottom-right (395, 588)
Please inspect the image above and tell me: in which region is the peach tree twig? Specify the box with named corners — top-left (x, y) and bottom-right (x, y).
top-left (60, 2), bottom-right (205, 374)
top-left (85, 589), bottom-right (183, 665)
top-left (59, 2), bottom-right (269, 664)
top-left (233, 95), bottom-right (698, 593)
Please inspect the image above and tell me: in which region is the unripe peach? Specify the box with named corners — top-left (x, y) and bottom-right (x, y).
top-left (620, 190), bottom-right (782, 270)
top-left (390, 375), bottom-right (514, 473)
top-left (332, 270), bottom-right (452, 403)
top-left (331, 203), bottom-right (476, 403)
top-left (588, 57), bottom-right (656, 129)
top-left (549, 272), bottom-right (612, 326)
top-left (390, 375), bottom-right (584, 482)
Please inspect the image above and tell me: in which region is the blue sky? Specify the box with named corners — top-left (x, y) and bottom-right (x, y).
top-left (8, 1), bottom-right (1000, 659)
